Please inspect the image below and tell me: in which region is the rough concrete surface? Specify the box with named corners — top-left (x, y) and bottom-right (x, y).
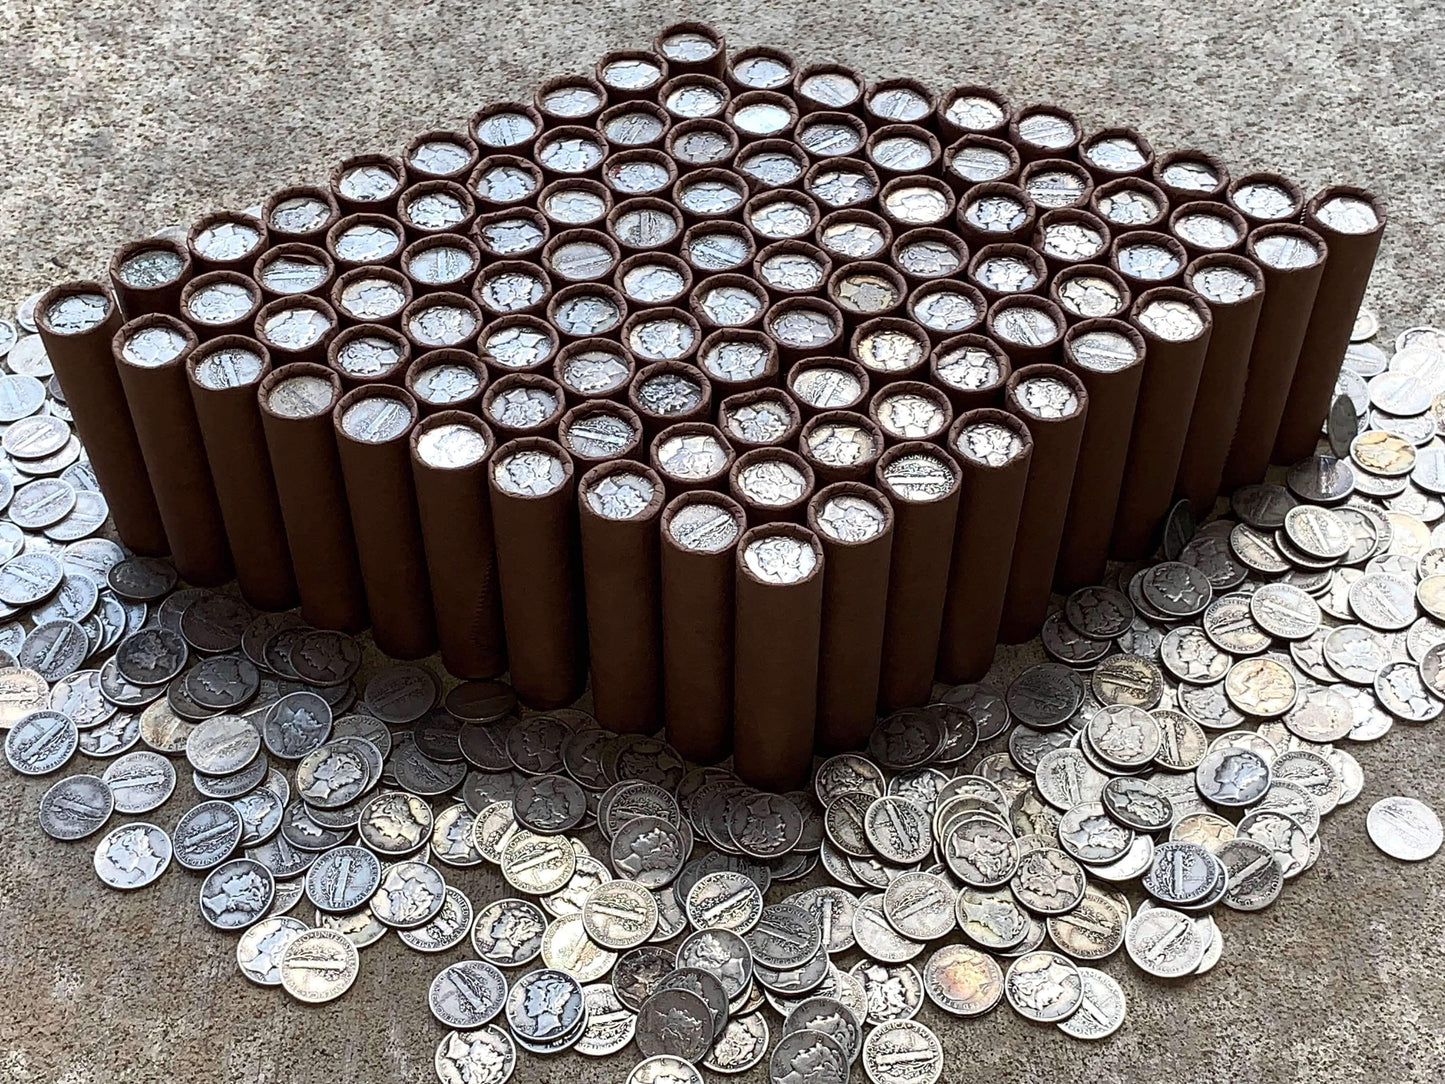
top-left (0, 3), bottom-right (1443, 1083)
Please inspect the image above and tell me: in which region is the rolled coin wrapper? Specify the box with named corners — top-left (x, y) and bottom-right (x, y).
top-left (628, 359), bottom-right (712, 441)
top-left (733, 522), bottom-right (825, 790)
top-left (1222, 224), bottom-right (1328, 489)
top-left (328, 323), bottom-right (411, 390)
top-left (986, 295), bottom-right (1066, 368)
top-left (410, 411), bottom-right (506, 678)
top-left (331, 267), bottom-right (413, 330)
top-left (488, 437), bottom-right (586, 708)
top-left (1225, 170), bottom-right (1304, 231)
top-left (1009, 104), bottom-right (1082, 163)
top-left (1089, 177), bottom-right (1170, 236)
top-left (253, 242), bottom-right (335, 302)
top-left (560, 401), bottom-right (645, 467)
top-left (1151, 149), bottom-right (1229, 205)
top-left (188, 210), bottom-right (268, 275)
top-left (185, 336), bottom-right (297, 610)
top-left (717, 387), bottom-right (801, 453)
top-left (109, 236), bottom-right (192, 319)
top-left (554, 338), bottom-right (637, 405)
top-left (1078, 125), bottom-right (1155, 183)
top-left (257, 363), bottom-right (368, 631)
top-left (929, 333), bottom-right (1011, 414)
top-left (798, 410), bottom-right (885, 486)
top-left (180, 271), bottom-right (263, 342)
top-left (660, 491), bottom-right (745, 762)
top-left (869, 379), bottom-right (953, 447)
top-left (1055, 319), bottom-right (1146, 590)
top-left (729, 447), bottom-right (815, 526)
top-left (938, 410), bottom-right (1033, 682)
top-left (113, 314), bottom-right (233, 586)
top-left (578, 461), bottom-right (666, 734)
top-left (330, 152), bottom-right (405, 216)
top-left (655, 21), bottom-right (727, 77)
top-left (333, 386), bottom-right (437, 658)
top-left (999, 364), bottom-right (1088, 642)
top-left (1112, 288), bottom-right (1214, 559)
top-left (482, 372), bottom-right (567, 442)
top-left (650, 421), bottom-right (736, 498)
top-left (808, 482), bottom-right (894, 752)
top-left (1176, 254), bottom-right (1266, 514)
top-left (786, 356), bottom-right (870, 419)
top-left (875, 440), bottom-right (962, 710)
top-left (1049, 263), bottom-right (1133, 325)
top-left (36, 283), bottom-right (168, 555)
top-left (1273, 186), bottom-right (1386, 464)
top-left (405, 349), bottom-right (488, 417)
top-left (255, 296), bottom-right (338, 368)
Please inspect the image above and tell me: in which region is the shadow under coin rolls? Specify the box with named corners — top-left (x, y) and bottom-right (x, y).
top-left (488, 436), bottom-right (587, 709)
top-left (578, 461), bottom-right (666, 734)
top-left (733, 521), bottom-right (825, 791)
top-left (36, 282), bottom-right (168, 555)
top-left (333, 386), bottom-right (437, 659)
top-left (257, 363), bottom-right (368, 631)
top-left (409, 412), bottom-right (507, 679)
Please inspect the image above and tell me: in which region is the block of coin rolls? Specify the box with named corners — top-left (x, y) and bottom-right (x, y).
top-left (488, 437), bottom-right (587, 709)
top-left (409, 411), bottom-right (507, 679)
top-left (1273, 186), bottom-right (1386, 464)
top-left (660, 491), bottom-right (747, 764)
top-left (36, 283), bottom-right (168, 555)
top-left (578, 461), bottom-right (666, 734)
top-left (333, 386), bottom-right (437, 658)
top-left (186, 336), bottom-right (298, 610)
top-left (808, 482), bottom-right (895, 752)
top-left (876, 440), bottom-right (962, 710)
top-left (257, 363), bottom-right (369, 631)
top-left (113, 314), bottom-right (233, 586)
top-left (1000, 364), bottom-right (1087, 642)
top-left (938, 410), bottom-right (1033, 682)
top-left (733, 521), bottom-right (825, 790)
top-left (1111, 288), bottom-right (1213, 560)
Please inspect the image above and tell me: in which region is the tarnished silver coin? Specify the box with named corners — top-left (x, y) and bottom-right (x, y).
top-left (371, 859), bottom-right (447, 928)
top-left (1236, 809), bottom-right (1312, 878)
top-left (1056, 966), bottom-right (1127, 1040)
top-left (942, 813), bottom-right (1019, 888)
top-left (1003, 950), bottom-right (1082, 1022)
top-left (864, 795), bottom-right (933, 864)
top-left (38, 773), bottom-right (113, 840)
top-left (1375, 659), bottom-right (1444, 721)
top-left (429, 959), bottom-right (508, 1029)
top-left (610, 815), bottom-right (688, 888)
top-left (472, 897), bottom-right (547, 966)
top-left (686, 870), bottom-right (763, 933)
top-left (636, 987), bottom-right (714, 1061)
top-left (237, 915), bottom-right (307, 986)
top-left (357, 790), bottom-right (432, 856)
top-left (769, 1026), bottom-right (850, 1084)
top-left (583, 878), bottom-right (659, 950)
top-left (1006, 663), bottom-right (1085, 728)
top-left (305, 844), bottom-right (382, 913)
top-left (186, 713), bottom-right (261, 776)
top-left (629, 1055), bottom-right (703, 1084)
top-left (434, 1026), bottom-right (516, 1084)
top-left (172, 799), bottom-right (245, 871)
top-left (573, 983), bottom-right (637, 1057)
top-left (199, 857), bottom-right (275, 930)
top-left (93, 821), bottom-right (172, 889)
top-left (677, 927), bottom-right (753, 1000)
top-left (101, 749), bottom-right (175, 814)
top-left (505, 967), bottom-right (586, 1043)
top-left (1194, 746), bottom-right (1271, 808)
top-left (279, 927), bottom-right (359, 1003)
top-left (746, 902), bottom-right (822, 970)
top-left (881, 872), bottom-right (956, 942)
top-left (1217, 838), bottom-right (1284, 911)
top-left (5, 709), bottom-right (78, 775)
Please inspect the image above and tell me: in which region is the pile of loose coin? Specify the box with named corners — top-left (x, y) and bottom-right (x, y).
top-left (3, 282), bottom-right (1445, 1081)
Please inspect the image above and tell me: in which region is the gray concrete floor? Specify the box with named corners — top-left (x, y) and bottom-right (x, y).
top-left (1, 3), bottom-right (1443, 1083)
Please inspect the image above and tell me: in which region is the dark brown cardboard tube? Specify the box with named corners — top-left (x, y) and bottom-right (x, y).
top-left (330, 267), bottom-right (413, 330)
top-left (37, 283), bottom-right (166, 554)
top-left (253, 242), bottom-right (335, 302)
top-left (815, 209), bottom-right (894, 266)
top-left (560, 400), bottom-right (644, 466)
top-left (943, 134), bottom-right (1021, 197)
top-left (405, 349), bottom-right (488, 416)
top-left (1049, 263), bottom-right (1132, 324)
top-left (1055, 319), bottom-right (1147, 590)
top-left (1151, 149), bottom-right (1230, 204)
top-left (937, 410), bottom-right (1033, 682)
top-left (534, 125), bottom-right (608, 182)
top-left (332, 386), bottom-right (436, 658)
top-left (470, 103), bottom-right (545, 155)
top-left (865, 78), bottom-right (937, 132)
top-left (660, 490), bottom-right (743, 762)
top-left (401, 291), bottom-right (483, 355)
top-left (479, 314), bottom-right (558, 377)
top-left (325, 213), bottom-right (405, 272)
top-left (733, 521), bottom-right (824, 790)
top-left (876, 441), bottom-right (962, 710)
top-left (474, 207), bottom-right (551, 261)
top-left (725, 90), bottom-right (800, 145)
top-left (185, 336), bottom-right (296, 610)
top-left (938, 85), bottom-right (1012, 141)
top-left (544, 228), bottom-right (621, 286)
top-left (596, 49), bottom-right (669, 104)
top-left (828, 261), bottom-right (907, 336)
top-left (796, 112), bottom-right (866, 163)
top-left (689, 273), bottom-right (769, 334)
top-left (667, 119), bottom-right (740, 173)
top-left (652, 81), bottom-right (718, 133)
top-left (327, 323), bottom-right (411, 390)
top-left (254, 296), bottom-right (338, 367)
top-left (601, 148), bottom-right (677, 203)
top-left (1274, 186), bottom-right (1387, 464)
top-left (257, 363), bottom-right (368, 630)
top-left (547, 283), bottom-right (627, 343)
top-left (968, 242), bottom-right (1048, 302)
top-left (1113, 288), bottom-right (1214, 558)
top-left (1090, 177), bottom-right (1170, 235)
top-left (482, 372), bottom-right (566, 442)
top-left (330, 153), bottom-right (405, 216)
top-left (1109, 230), bottom-right (1189, 291)
top-left (729, 447), bottom-right (815, 525)
top-left (1168, 201), bottom-right (1248, 260)
top-left (957, 182), bottom-right (1037, 246)
top-left (1079, 126), bottom-right (1155, 182)
top-left (650, 421), bottom-right (735, 498)
top-left (554, 339), bottom-right (637, 404)
top-left (907, 279), bottom-right (987, 344)
top-left (986, 295), bottom-right (1066, 368)
top-left (851, 316), bottom-right (930, 387)
top-left (891, 227), bottom-right (969, 289)
top-left (474, 263), bottom-right (554, 320)
top-left (1009, 105), bottom-right (1082, 163)
top-left (999, 365), bottom-right (1088, 641)
top-left (804, 157), bottom-right (881, 215)
top-left (930, 333), bottom-right (1012, 413)
top-left (180, 271), bottom-right (262, 342)
top-left (798, 411), bottom-right (885, 485)
top-left (808, 482), bottom-right (894, 751)
top-left (726, 46), bottom-right (796, 95)
top-left (869, 379), bottom-right (954, 446)
top-left (488, 436), bottom-right (585, 708)
top-left (264, 185), bottom-right (340, 244)
top-left (615, 252), bottom-right (693, 310)
top-left (534, 76), bottom-right (609, 129)
top-left (403, 130), bottom-right (480, 185)
top-left (629, 358), bottom-right (712, 441)
top-left (655, 21), bottom-right (726, 77)
top-left (1226, 170), bottom-right (1305, 230)
top-left (698, 328), bottom-right (779, 395)
top-left (794, 62), bottom-right (865, 115)
top-left (1177, 255), bottom-right (1266, 514)
top-left (1222, 224), bottom-right (1328, 488)
top-left (113, 314), bottom-right (232, 586)
top-left (1032, 208), bottom-right (1112, 278)
top-left (622, 307), bottom-right (704, 369)
top-left (409, 412), bottom-right (506, 679)
top-left (609, 197), bottom-right (685, 256)
top-left (577, 461), bottom-right (665, 733)
top-left (1021, 158), bottom-right (1094, 210)
top-left (401, 233), bottom-right (481, 296)
top-left (745, 190), bottom-right (821, 249)
top-left (468, 155), bottom-right (544, 213)
top-left (187, 211), bottom-right (268, 275)
top-left (109, 237), bottom-right (192, 319)
top-left (718, 387), bottom-right (801, 452)
top-left (672, 168), bottom-right (751, 229)
top-left (786, 355), bottom-right (871, 418)
top-left (867, 124), bottom-right (942, 179)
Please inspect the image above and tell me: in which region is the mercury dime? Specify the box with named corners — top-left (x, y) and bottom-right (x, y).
top-left (1034, 748), bottom-right (1108, 810)
top-left (862, 1018), bottom-right (943, 1084)
top-left (356, 790), bottom-right (431, 856)
top-left (237, 916), bottom-right (307, 986)
top-left (540, 912), bottom-right (617, 983)
top-left (305, 844), bottom-right (382, 913)
top-left (38, 773), bottom-right (113, 840)
top-left (611, 815), bottom-right (688, 889)
top-left (1348, 572), bottom-right (1418, 629)
top-left (429, 960), bottom-right (507, 1029)
top-left (1217, 838), bottom-right (1284, 911)
top-left (93, 821), bottom-right (172, 889)
top-left (1124, 906), bottom-right (1207, 977)
top-left (1161, 626), bottom-right (1231, 684)
top-left (687, 870), bottom-right (763, 933)
top-left (1142, 841), bottom-right (1216, 904)
top-left (572, 982), bottom-right (637, 1057)
top-left (629, 1055), bottom-right (702, 1084)
top-left (1057, 966), bottom-right (1127, 1040)
top-left (1101, 777), bottom-right (1174, 833)
top-left (584, 879), bottom-right (659, 950)
top-left (5, 709), bottom-right (77, 775)
top-left (1250, 582), bottom-right (1322, 640)
top-left (1194, 746), bottom-right (1271, 808)
top-left (1367, 796), bottom-right (1442, 860)
top-left (1087, 704), bottom-right (1162, 768)
top-left (261, 691), bottom-right (332, 760)
top-left (513, 772), bottom-right (587, 834)
top-left (879, 872), bottom-right (955, 942)
top-left (1006, 663), bottom-right (1085, 728)
top-left (101, 749), bottom-right (175, 813)
top-left (1009, 848), bottom-right (1086, 915)
top-left (1236, 810), bottom-right (1312, 878)
top-left (864, 795), bottom-right (933, 865)
top-left (636, 987), bottom-right (713, 1061)
top-left (186, 714), bottom-right (261, 776)
top-left (849, 959), bottom-right (925, 1025)
top-left (1375, 658), bottom-right (1444, 721)
top-left (370, 859), bottom-right (447, 928)
top-left (199, 857), bottom-right (275, 930)
top-left (280, 927), bottom-right (359, 1003)
top-left (1057, 802), bottom-right (1134, 864)
top-left (472, 897), bottom-right (547, 966)
top-left (1090, 653), bottom-right (1164, 709)
top-left (1224, 657), bottom-right (1297, 717)
top-left (1003, 950), bottom-right (1082, 1022)
top-left (506, 967), bottom-right (586, 1044)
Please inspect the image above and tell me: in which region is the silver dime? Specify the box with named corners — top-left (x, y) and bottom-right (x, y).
top-left (305, 844), bottom-right (382, 913)
top-left (630, 1055), bottom-right (702, 1084)
top-left (93, 821), bottom-right (172, 889)
top-left (5, 709), bottom-right (78, 775)
top-left (505, 967), bottom-right (585, 1043)
top-left (922, 943), bottom-right (1004, 1016)
top-left (865, 795), bottom-right (933, 864)
top-left (1217, 838), bottom-right (1284, 911)
top-left (1367, 796), bottom-right (1443, 860)
top-left (769, 1025), bottom-right (850, 1084)
top-left (611, 815), bottom-right (688, 889)
top-left (1057, 966), bottom-right (1127, 1040)
top-left (1003, 950), bottom-right (1082, 1022)
top-left (430, 959), bottom-right (507, 1029)
top-left (1194, 747), bottom-right (1271, 808)
top-left (199, 857), bottom-right (275, 930)
top-left (434, 1026), bottom-right (515, 1084)
top-left (677, 927), bottom-right (753, 999)
top-left (371, 859), bottom-right (447, 928)
top-left (881, 872), bottom-right (956, 941)
top-left (173, 799), bottom-right (246, 871)
top-left (1236, 809), bottom-right (1312, 878)
top-left (472, 897), bottom-right (547, 966)
top-left (686, 870), bottom-right (763, 933)
top-left (38, 773), bottom-right (113, 840)
top-left (1010, 847), bottom-right (1086, 915)
top-left (583, 879), bottom-right (659, 950)
top-left (186, 714), bottom-right (261, 775)
top-left (942, 813), bottom-right (1019, 888)
top-left (237, 916), bottom-right (307, 986)
top-left (101, 749), bottom-right (175, 814)
top-left (1125, 906), bottom-right (1208, 977)
top-left (636, 987), bottom-right (714, 1061)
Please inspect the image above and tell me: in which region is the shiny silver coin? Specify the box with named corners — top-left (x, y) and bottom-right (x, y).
top-left (434, 1026), bottom-right (516, 1084)
top-left (305, 844), bottom-right (382, 913)
top-left (93, 821), bottom-right (172, 889)
top-left (505, 967), bottom-right (586, 1043)
top-left (5, 709), bottom-right (78, 775)
top-left (401, 887), bottom-right (475, 952)
top-left (1057, 802), bottom-right (1134, 865)
top-left (704, 1013), bottom-right (769, 1075)
top-left (849, 958), bottom-right (925, 1026)
top-left (861, 1018), bottom-right (942, 1084)
top-left (575, 983), bottom-right (638, 1057)
top-left (852, 893), bottom-right (925, 963)
top-left (1375, 659), bottom-right (1444, 721)
top-left (1057, 966), bottom-right (1127, 1040)
top-left (686, 870), bottom-right (763, 933)
top-left (1216, 838), bottom-right (1284, 911)
top-left (172, 799), bottom-right (245, 871)
top-left (472, 897), bottom-right (547, 966)
top-left (101, 749), bottom-right (175, 814)
top-left (1124, 905), bottom-right (1208, 977)
top-left (1194, 746), bottom-right (1271, 808)
top-left (279, 927), bottom-right (360, 1004)
top-left (371, 859), bottom-right (447, 928)
top-left (356, 790), bottom-right (432, 856)
top-left (745, 902), bottom-right (823, 970)
top-left (629, 1055), bottom-right (702, 1084)
top-left (864, 795), bottom-right (933, 864)
top-left (295, 740), bottom-right (374, 809)
top-left (236, 915), bottom-right (307, 986)
top-left (677, 927), bottom-right (753, 1000)
top-left (199, 857), bottom-right (275, 930)
top-left (186, 714), bottom-right (261, 775)
top-left (1367, 796), bottom-right (1443, 860)
top-left (38, 772), bottom-right (113, 840)
top-left (583, 879), bottom-right (659, 950)
top-left (429, 959), bottom-right (509, 1029)
top-left (1003, 950), bottom-right (1082, 1022)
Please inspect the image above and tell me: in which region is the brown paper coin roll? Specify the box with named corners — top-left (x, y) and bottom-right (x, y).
top-left (938, 410), bottom-right (1033, 682)
top-left (253, 242), bottom-right (335, 302)
top-left (332, 386), bottom-right (436, 658)
top-left (331, 267), bottom-right (413, 330)
top-left (628, 358), bottom-right (712, 440)
top-left (869, 380), bottom-right (953, 446)
top-left (187, 211), bottom-right (268, 275)
top-left (786, 356), bottom-right (870, 419)
top-left (254, 296), bottom-right (338, 368)
top-left (180, 271), bottom-right (263, 342)
top-left (690, 273), bottom-right (769, 334)
top-left (1078, 126), bottom-right (1155, 183)
top-left (471, 102), bottom-right (545, 153)
top-left (808, 482), bottom-right (894, 752)
top-left (1151, 150), bottom-right (1229, 205)
top-left (488, 436), bottom-right (586, 709)
top-left (851, 316), bottom-right (930, 387)
top-left (622, 306), bottom-right (704, 371)
top-left (815, 209), bottom-right (893, 267)
top-left (1274, 186), bottom-right (1386, 464)
top-left (764, 296), bottom-right (845, 368)
top-left (929, 333), bottom-right (1011, 414)
top-left (727, 47), bottom-right (795, 97)
top-left (1112, 288), bottom-right (1214, 559)
top-left (906, 279), bottom-right (987, 346)
top-left (397, 180), bottom-right (477, 244)
top-left (401, 233), bottom-right (482, 297)
top-left (717, 387), bottom-right (801, 453)
top-left (109, 237), bottom-right (192, 319)
top-left (538, 178), bottom-right (613, 231)
top-left (660, 490), bottom-right (745, 761)
top-left (1049, 263), bottom-right (1133, 325)
top-left (655, 21), bottom-right (727, 77)
top-left (478, 314), bottom-right (558, 377)
top-left (535, 75), bottom-right (609, 129)
top-left (986, 295), bottom-right (1066, 368)
top-left (968, 242), bottom-right (1048, 303)
top-left (36, 283), bottom-right (167, 555)
top-left (942, 134), bottom-right (1021, 197)
top-left (403, 129), bottom-right (480, 185)
top-left (482, 372), bottom-right (566, 442)
top-left (1090, 177), bottom-right (1170, 236)
top-left (729, 447), bottom-right (815, 526)
top-left (1225, 171), bottom-right (1304, 230)
top-left (1168, 201), bottom-right (1248, 261)
top-left (1110, 230), bottom-right (1189, 291)
top-left (554, 338), bottom-right (637, 405)
top-left (595, 49), bottom-right (670, 104)
top-left (1222, 224), bottom-right (1328, 489)
top-left (615, 252), bottom-right (693, 311)
top-left (469, 155), bottom-right (545, 215)
top-left (938, 86), bottom-right (1012, 142)
top-left (1031, 209), bottom-right (1112, 280)
top-left (330, 153), bottom-right (405, 216)
top-left (890, 227), bottom-right (969, 289)
top-left (865, 78), bottom-right (937, 132)
top-left (697, 328), bottom-right (779, 397)
top-left (404, 349), bottom-right (487, 417)
top-left (957, 182), bottom-right (1037, 246)
top-left (875, 440), bottom-right (962, 711)
top-left (608, 197), bottom-right (685, 257)
top-left (1009, 104), bottom-right (1082, 163)
top-left (186, 336), bottom-right (297, 610)
top-left (328, 324), bottom-right (411, 390)
top-left (407, 412), bottom-right (505, 678)
top-left (560, 401), bottom-right (645, 468)
top-left (1176, 255), bottom-right (1266, 514)
top-left (668, 120), bottom-right (741, 176)
top-left (578, 461), bottom-right (666, 734)
top-left (113, 314), bottom-right (232, 586)
top-left (1055, 319), bottom-right (1146, 590)
top-left (999, 365), bottom-right (1088, 641)
top-left (257, 363), bottom-right (367, 631)
top-left (798, 411), bottom-right (886, 486)
top-left (752, 237), bottom-right (830, 307)
top-left (1020, 157), bottom-right (1094, 211)
top-left (263, 185), bottom-right (341, 245)
top-left (650, 421), bottom-right (735, 498)
top-left (474, 207), bottom-right (551, 262)
top-left (733, 521), bottom-right (825, 790)
top-left (402, 291), bottom-right (483, 355)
